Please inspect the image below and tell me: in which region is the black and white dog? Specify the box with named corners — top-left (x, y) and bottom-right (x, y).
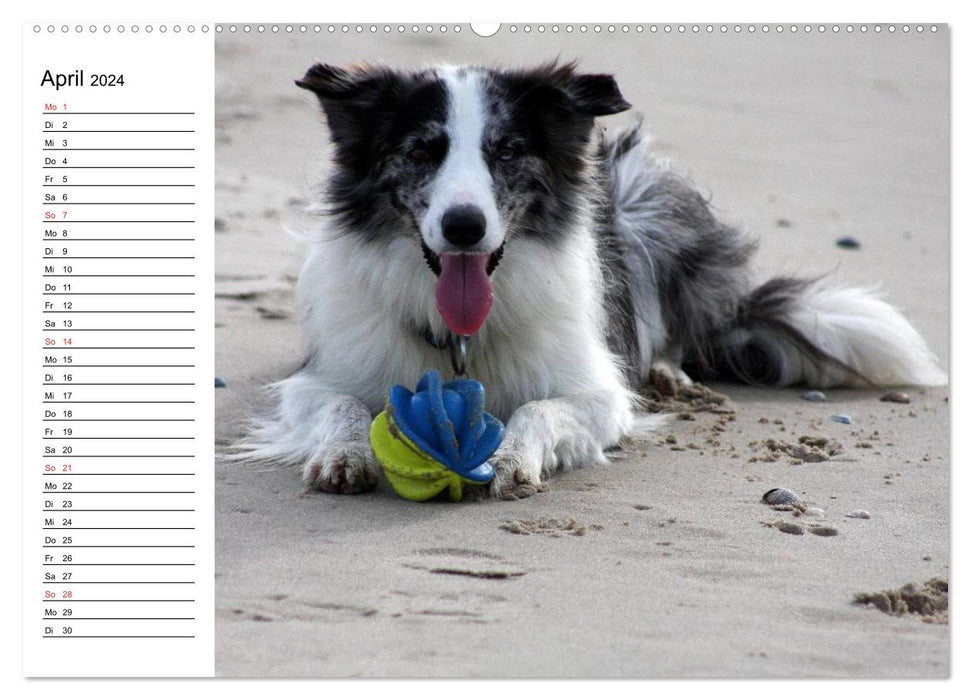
top-left (239, 61), bottom-right (946, 498)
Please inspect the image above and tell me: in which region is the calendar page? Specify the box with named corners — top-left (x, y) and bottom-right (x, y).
top-left (20, 16), bottom-right (954, 683)
top-left (21, 23), bottom-right (215, 677)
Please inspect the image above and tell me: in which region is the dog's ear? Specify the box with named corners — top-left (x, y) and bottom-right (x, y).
top-left (519, 61), bottom-right (631, 117)
top-left (563, 73), bottom-right (631, 116)
top-left (296, 63), bottom-right (398, 146)
top-left (296, 63), bottom-right (363, 99)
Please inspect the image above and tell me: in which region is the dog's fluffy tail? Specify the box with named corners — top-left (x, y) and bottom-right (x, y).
top-left (710, 277), bottom-right (947, 388)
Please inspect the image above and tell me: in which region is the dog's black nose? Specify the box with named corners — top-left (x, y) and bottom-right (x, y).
top-left (441, 205), bottom-right (486, 247)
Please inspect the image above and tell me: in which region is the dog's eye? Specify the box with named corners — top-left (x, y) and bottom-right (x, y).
top-left (495, 145), bottom-right (518, 162)
top-left (408, 146), bottom-right (431, 163)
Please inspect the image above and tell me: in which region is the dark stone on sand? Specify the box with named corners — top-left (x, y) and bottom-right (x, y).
top-left (808, 526), bottom-right (839, 537)
top-left (776, 522), bottom-right (805, 535)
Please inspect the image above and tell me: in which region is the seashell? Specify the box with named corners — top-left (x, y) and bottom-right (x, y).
top-left (845, 509), bottom-right (871, 519)
top-left (215, 377), bottom-right (227, 388)
top-left (802, 390), bottom-right (827, 402)
top-left (831, 413), bottom-right (853, 424)
top-left (880, 391), bottom-right (910, 404)
top-left (836, 236), bottom-right (861, 249)
top-left (763, 487), bottom-right (802, 506)
top-left (803, 507), bottom-right (826, 519)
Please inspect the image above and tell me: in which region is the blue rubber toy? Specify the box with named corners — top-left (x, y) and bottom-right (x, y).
top-left (370, 370), bottom-right (504, 501)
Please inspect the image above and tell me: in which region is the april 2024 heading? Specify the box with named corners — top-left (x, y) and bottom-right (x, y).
top-left (40, 70), bottom-right (125, 89)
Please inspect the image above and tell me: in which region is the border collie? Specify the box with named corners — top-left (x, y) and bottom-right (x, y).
top-left (237, 61), bottom-right (946, 498)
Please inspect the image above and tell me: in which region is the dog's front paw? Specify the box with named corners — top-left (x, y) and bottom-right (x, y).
top-left (302, 442), bottom-right (379, 495)
top-left (648, 358), bottom-right (693, 396)
top-left (488, 449), bottom-right (548, 500)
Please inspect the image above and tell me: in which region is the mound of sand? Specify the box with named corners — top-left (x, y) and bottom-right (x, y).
top-left (854, 578), bottom-right (949, 624)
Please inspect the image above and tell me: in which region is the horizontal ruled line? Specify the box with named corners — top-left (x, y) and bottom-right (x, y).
top-left (43, 130), bottom-right (196, 133)
top-left (43, 255), bottom-right (196, 262)
top-left (43, 364), bottom-right (195, 367)
top-left (44, 238), bottom-right (197, 241)
top-left (41, 221), bottom-right (195, 223)
top-left (43, 617), bottom-right (196, 620)
top-left (44, 401), bottom-right (195, 404)
top-left (43, 275), bottom-right (196, 277)
top-left (39, 347), bottom-right (196, 349)
top-left (43, 166), bottom-right (195, 169)
top-left (42, 202), bottom-right (195, 205)
top-left (43, 112), bottom-right (196, 115)
top-left (44, 257), bottom-right (196, 260)
top-left (41, 600), bottom-right (196, 602)
top-left (42, 582), bottom-right (196, 584)
top-left (42, 435), bottom-right (195, 438)
top-left (43, 419), bottom-right (196, 422)
top-left (45, 328), bottom-right (196, 331)
top-left (43, 509), bottom-right (195, 512)
top-left (44, 148), bottom-right (195, 151)
top-left (44, 545), bottom-right (195, 548)
top-left (43, 184), bottom-right (196, 187)
top-left (43, 563), bottom-right (195, 566)
top-left (43, 636), bottom-right (196, 639)
top-left (41, 454), bottom-right (195, 459)
top-left (41, 382), bottom-right (196, 392)
top-left (43, 491), bottom-right (195, 494)
top-left (38, 473), bottom-right (196, 476)
top-left (43, 292), bottom-right (196, 294)
top-left (43, 309), bottom-right (195, 311)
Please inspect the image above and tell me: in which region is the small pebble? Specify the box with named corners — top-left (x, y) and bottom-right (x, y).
top-left (763, 487), bottom-right (802, 506)
top-left (777, 522), bottom-right (805, 535)
top-left (802, 390), bottom-right (827, 402)
top-left (845, 509), bottom-right (871, 519)
top-left (215, 377), bottom-right (227, 388)
top-left (804, 507), bottom-right (826, 519)
top-left (831, 413), bottom-right (853, 425)
top-left (808, 526), bottom-right (839, 537)
top-left (836, 236), bottom-right (861, 249)
top-left (880, 391), bottom-right (911, 404)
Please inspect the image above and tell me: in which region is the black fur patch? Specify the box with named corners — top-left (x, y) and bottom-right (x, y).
top-left (297, 64), bottom-right (449, 240)
top-left (480, 62), bottom-right (630, 246)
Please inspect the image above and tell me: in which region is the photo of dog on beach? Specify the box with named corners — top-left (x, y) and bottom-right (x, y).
top-left (214, 26), bottom-right (949, 678)
top-left (233, 60), bottom-right (945, 498)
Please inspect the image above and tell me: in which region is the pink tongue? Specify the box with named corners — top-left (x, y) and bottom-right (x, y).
top-left (435, 253), bottom-right (494, 336)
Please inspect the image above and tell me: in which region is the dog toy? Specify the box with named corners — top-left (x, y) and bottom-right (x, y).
top-left (370, 369), bottom-right (503, 501)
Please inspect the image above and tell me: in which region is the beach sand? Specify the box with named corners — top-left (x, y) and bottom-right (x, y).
top-left (213, 26), bottom-right (950, 677)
